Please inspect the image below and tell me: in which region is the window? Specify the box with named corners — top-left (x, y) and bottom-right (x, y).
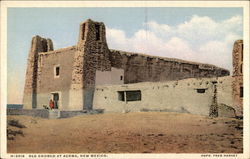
top-left (240, 87), bottom-right (243, 98)
top-left (120, 76), bottom-right (123, 81)
top-left (56, 67), bottom-right (60, 76)
top-left (118, 91), bottom-right (125, 101)
top-left (95, 24), bottom-right (100, 40)
top-left (54, 65), bottom-right (60, 77)
top-left (196, 89), bottom-right (206, 93)
top-left (118, 90), bottom-right (141, 102)
top-left (126, 91), bottom-right (141, 101)
top-left (42, 41), bottom-right (48, 52)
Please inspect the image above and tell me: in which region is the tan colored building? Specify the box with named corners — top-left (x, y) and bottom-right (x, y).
top-left (23, 19), bottom-right (238, 117)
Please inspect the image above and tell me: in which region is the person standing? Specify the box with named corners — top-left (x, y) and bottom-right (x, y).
top-left (49, 99), bottom-right (54, 109)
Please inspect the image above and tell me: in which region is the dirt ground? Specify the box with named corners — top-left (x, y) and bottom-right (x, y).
top-left (7, 112), bottom-right (243, 153)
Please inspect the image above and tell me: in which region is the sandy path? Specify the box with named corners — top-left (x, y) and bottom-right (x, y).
top-left (7, 112), bottom-right (243, 153)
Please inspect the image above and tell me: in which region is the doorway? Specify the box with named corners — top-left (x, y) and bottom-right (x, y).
top-left (51, 93), bottom-right (59, 109)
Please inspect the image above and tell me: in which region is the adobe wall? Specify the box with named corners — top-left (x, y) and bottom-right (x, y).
top-left (93, 76), bottom-right (235, 117)
top-left (35, 46), bottom-right (76, 110)
top-left (110, 50), bottom-right (230, 84)
top-left (95, 67), bottom-right (124, 85)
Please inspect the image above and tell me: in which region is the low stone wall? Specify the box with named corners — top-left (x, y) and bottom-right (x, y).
top-left (60, 109), bottom-right (104, 118)
top-left (60, 110), bottom-right (88, 118)
top-left (7, 109), bottom-right (49, 118)
top-left (7, 109), bottom-right (104, 119)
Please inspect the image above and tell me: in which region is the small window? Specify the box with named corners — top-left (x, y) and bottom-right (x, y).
top-left (197, 89), bottom-right (206, 93)
top-left (118, 91), bottom-right (125, 101)
top-left (240, 87), bottom-right (243, 98)
top-left (126, 90), bottom-right (141, 101)
top-left (54, 65), bottom-right (60, 77)
top-left (120, 76), bottom-right (123, 81)
top-left (56, 67), bottom-right (60, 76)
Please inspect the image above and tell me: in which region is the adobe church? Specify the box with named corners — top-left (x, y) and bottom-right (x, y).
top-left (23, 19), bottom-right (242, 117)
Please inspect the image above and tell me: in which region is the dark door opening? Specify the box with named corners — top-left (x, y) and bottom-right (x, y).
top-left (52, 93), bottom-right (59, 109)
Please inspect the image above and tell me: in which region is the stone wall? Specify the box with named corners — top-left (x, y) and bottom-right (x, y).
top-left (60, 109), bottom-right (103, 118)
top-left (93, 76), bottom-right (235, 117)
top-left (232, 40), bottom-right (243, 116)
top-left (69, 19), bottom-right (112, 110)
top-left (7, 109), bottom-right (103, 118)
top-left (7, 109), bottom-right (49, 118)
top-left (110, 50), bottom-right (230, 84)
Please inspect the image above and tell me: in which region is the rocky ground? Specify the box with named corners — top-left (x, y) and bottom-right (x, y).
top-left (7, 112), bottom-right (243, 153)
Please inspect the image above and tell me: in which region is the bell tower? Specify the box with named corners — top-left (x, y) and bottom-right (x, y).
top-left (69, 19), bottom-right (111, 110)
top-left (23, 35), bottom-right (53, 109)
top-left (77, 19), bottom-right (107, 49)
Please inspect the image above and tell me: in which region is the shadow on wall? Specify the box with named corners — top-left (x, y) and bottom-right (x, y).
top-left (84, 88), bottom-right (95, 110)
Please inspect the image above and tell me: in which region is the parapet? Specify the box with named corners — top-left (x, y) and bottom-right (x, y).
top-left (110, 49), bottom-right (230, 74)
top-left (77, 19), bottom-right (107, 47)
top-left (31, 35), bottom-right (54, 53)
